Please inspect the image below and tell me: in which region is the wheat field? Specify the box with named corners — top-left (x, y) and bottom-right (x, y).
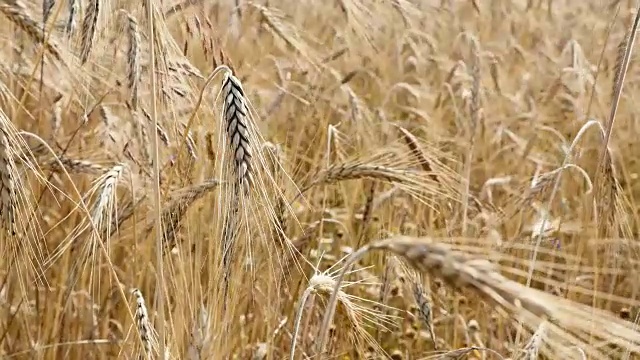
top-left (1, 0), bottom-right (640, 359)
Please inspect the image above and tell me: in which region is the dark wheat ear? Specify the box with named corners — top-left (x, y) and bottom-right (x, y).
top-left (80, 0), bottom-right (99, 64)
top-left (42, 0), bottom-right (54, 24)
top-left (120, 10), bottom-right (141, 111)
top-left (222, 72), bottom-right (252, 192)
top-left (0, 118), bottom-right (16, 235)
top-left (65, 0), bottom-right (77, 35)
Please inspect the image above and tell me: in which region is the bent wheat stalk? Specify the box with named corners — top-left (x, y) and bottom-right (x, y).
top-left (316, 236), bottom-right (640, 359)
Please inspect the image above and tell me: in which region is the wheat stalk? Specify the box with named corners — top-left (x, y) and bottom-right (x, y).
top-left (317, 236), bottom-right (640, 359)
top-left (460, 34), bottom-right (481, 236)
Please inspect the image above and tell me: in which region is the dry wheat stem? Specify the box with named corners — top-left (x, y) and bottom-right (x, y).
top-left (525, 119), bottom-right (605, 293)
top-left (220, 195), bottom-right (239, 310)
top-left (460, 36), bottom-right (481, 236)
top-left (143, 0), bottom-right (165, 356)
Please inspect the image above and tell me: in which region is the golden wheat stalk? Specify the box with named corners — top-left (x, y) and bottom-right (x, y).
top-left (317, 236), bottom-right (640, 359)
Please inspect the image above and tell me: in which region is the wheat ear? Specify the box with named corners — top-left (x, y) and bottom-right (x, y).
top-left (0, 117), bottom-right (16, 235)
top-left (65, 0), bottom-right (77, 35)
top-left (292, 259), bottom-right (394, 360)
top-left (222, 72), bottom-right (253, 191)
top-left (42, 0), bottom-right (54, 24)
top-left (121, 10), bottom-right (141, 111)
top-left (132, 289), bottom-right (156, 359)
top-left (80, 0), bottom-right (99, 64)
top-left (0, 0), bottom-right (62, 61)
top-left (142, 180), bottom-right (220, 251)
